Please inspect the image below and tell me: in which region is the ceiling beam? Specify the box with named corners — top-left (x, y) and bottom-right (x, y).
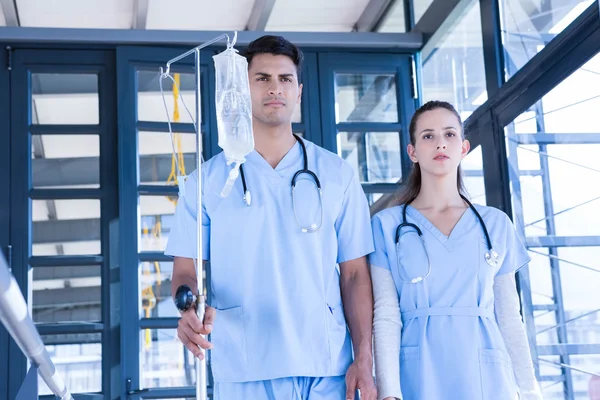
top-left (0, 27), bottom-right (422, 49)
top-left (0, 0), bottom-right (19, 26)
top-left (354, 0), bottom-right (396, 32)
top-left (132, 0), bottom-right (149, 30)
top-left (246, 0), bottom-right (276, 31)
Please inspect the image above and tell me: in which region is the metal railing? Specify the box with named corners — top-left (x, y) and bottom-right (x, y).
top-left (0, 252), bottom-right (73, 400)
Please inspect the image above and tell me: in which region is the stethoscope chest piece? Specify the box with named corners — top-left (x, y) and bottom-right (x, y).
top-left (485, 249), bottom-right (500, 268)
top-left (244, 190), bottom-right (252, 206)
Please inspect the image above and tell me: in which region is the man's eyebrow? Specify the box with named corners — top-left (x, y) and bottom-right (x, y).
top-left (254, 72), bottom-right (295, 78)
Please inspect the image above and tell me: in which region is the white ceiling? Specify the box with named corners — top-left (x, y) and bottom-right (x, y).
top-left (0, 0), bottom-right (411, 32)
top-left (16, 0), bottom-right (134, 29)
top-left (147, 0), bottom-right (255, 31)
top-left (266, 0), bottom-right (370, 32)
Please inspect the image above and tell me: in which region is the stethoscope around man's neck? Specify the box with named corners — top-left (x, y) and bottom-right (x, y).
top-left (237, 134), bottom-right (324, 233)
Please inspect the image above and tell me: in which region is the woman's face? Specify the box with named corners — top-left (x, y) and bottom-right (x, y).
top-left (407, 108), bottom-right (470, 178)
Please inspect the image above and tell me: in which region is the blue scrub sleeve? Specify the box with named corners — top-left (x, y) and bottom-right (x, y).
top-left (368, 214), bottom-right (391, 270)
top-left (164, 171), bottom-right (211, 261)
top-left (334, 174), bottom-right (375, 263)
top-left (496, 213), bottom-right (530, 276)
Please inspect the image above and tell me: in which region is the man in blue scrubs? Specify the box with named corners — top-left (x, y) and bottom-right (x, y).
top-left (166, 35), bottom-right (376, 400)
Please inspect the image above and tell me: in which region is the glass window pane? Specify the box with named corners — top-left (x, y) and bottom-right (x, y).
top-left (378, 1), bottom-right (407, 32)
top-left (421, 0), bottom-right (485, 117)
top-left (335, 74), bottom-right (398, 123)
top-left (462, 145), bottom-right (486, 205)
top-left (547, 144), bottom-right (600, 236)
top-left (32, 134), bottom-right (100, 189)
top-left (139, 195), bottom-right (176, 252)
top-left (138, 70), bottom-right (197, 124)
top-left (31, 73), bottom-right (99, 125)
top-left (414, 0), bottom-right (435, 24)
top-left (500, 0), bottom-right (595, 78)
top-left (140, 329), bottom-right (195, 388)
top-left (32, 266), bottom-right (101, 323)
top-left (38, 336), bottom-right (102, 395)
top-left (337, 132), bottom-right (402, 184)
top-left (538, 354), bottom-right (600, 399)
top-left (139, 261), bottom-right (177, 319)
top-left (138, 131), bottom-right (198, 186)
top-left (533, 53), bottom-right (600, 134)
top-left (505, 51), bottom-right (600, 399)
top-left (32, 199), bottom-right (101, 256)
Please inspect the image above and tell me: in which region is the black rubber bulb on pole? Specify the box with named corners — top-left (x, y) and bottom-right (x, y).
top-left (174, 284), bottom-right (197, 312)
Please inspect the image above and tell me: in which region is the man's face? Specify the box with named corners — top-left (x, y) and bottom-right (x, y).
top-left (247, 53), bottom-right (303, 127)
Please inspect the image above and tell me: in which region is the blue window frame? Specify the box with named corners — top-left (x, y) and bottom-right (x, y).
top-left (117, 45), bottom-right (215, 399)
top-left (317, 52), bottom-right (416, 205)
top-left (0, 45), bottom-right (10, 400)
top-left (6, 49), bottom-right (119, 399)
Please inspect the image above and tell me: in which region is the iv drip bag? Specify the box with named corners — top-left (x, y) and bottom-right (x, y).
top-left (213, 46), bottom-right (254, 198)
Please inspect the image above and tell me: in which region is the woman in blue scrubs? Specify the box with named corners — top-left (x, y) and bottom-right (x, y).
top-left (369, 101), bottom-right (543, 400)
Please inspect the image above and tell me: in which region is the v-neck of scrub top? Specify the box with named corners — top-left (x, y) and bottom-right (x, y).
top-left (245, 140), bottom-right (303, 186)
top-left (406, 205), bottom-right (477, 251)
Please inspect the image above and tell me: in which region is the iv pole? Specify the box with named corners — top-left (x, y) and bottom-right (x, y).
top-left (162, 32), bottom-right (234, 400)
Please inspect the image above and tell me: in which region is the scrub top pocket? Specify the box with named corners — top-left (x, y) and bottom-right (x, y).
top-left (400, 346), bottom-right (421, 400)
top-left (478, 348), bottom-right (517, 400)
top-left (211, 306), bottom-right (248, 381)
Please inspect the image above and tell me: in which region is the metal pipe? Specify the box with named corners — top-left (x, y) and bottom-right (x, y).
top-left (163, 31), bottom-right (234, 400)
top-left (165, 33), bottom-right (230, 76)
top-left (0, 253), bottom-right (73, 400)
top-left (194, 46), bottom-right (208, 400)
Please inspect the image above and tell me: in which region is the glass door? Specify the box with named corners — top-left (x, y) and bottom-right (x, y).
top-left (7, 49), bottom-right (118, 399)
top-left (317, 52), bottom-right (416, 206)
top-left (116, 45), bottom-right (214, 400)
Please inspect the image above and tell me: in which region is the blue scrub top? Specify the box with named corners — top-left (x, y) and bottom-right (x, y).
top-left (369, 204), bottom-right (531, 399)
top-left (166, 139), bottom-right (374, 383)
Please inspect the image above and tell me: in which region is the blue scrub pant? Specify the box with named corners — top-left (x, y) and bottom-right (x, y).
top-left (214, 376), bottom-right (353, 400)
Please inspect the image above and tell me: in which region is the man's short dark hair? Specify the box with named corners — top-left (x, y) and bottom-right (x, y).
top-left (243, 35), bottom-right (304, 83)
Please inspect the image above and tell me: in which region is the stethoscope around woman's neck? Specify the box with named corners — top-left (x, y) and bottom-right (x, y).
top-left (395, 194), bottom-right (500, 284)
